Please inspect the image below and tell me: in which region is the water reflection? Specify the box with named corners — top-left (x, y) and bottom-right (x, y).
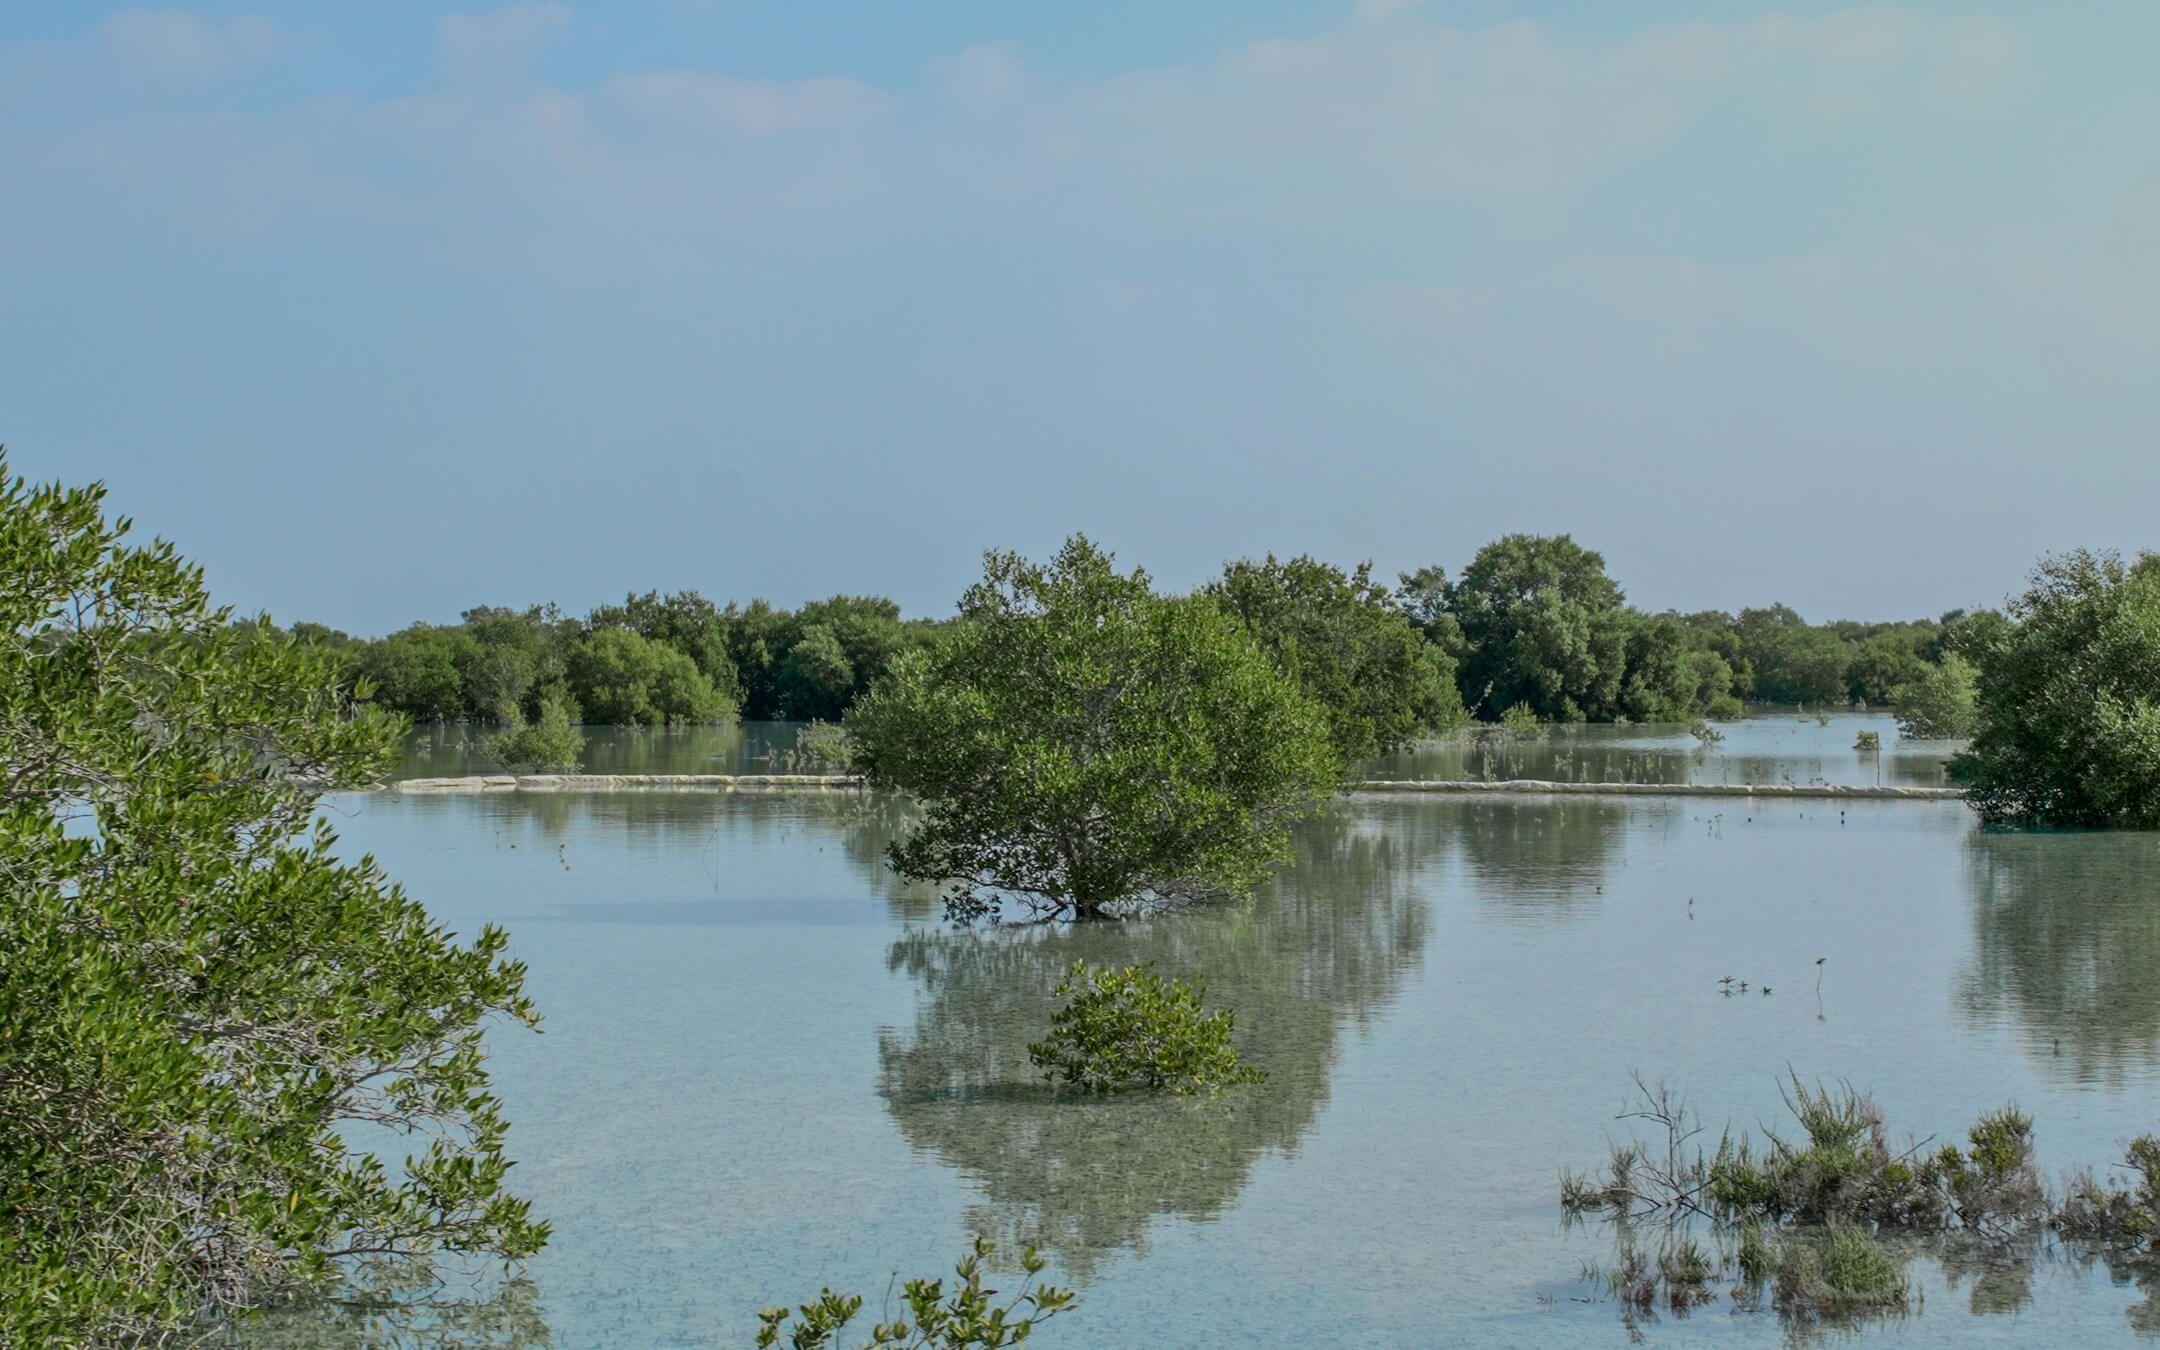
top-left (395, 714), bottom-right (1963, 788)
top-left (1446, 797), bottom-right (1628, 919)
top-left (877, 810), bottom-right (1429, 1279)
top-left (1961, 830), bottom-right (2160, 1084)
top-left (217, 1271), bottom-right (550, 1348)
top-left (1368, 712), bottom-right (1959, 789)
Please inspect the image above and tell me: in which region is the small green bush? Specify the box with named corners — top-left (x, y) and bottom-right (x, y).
top-left (1497, 702), bottom-right (1542, 738)
top-left (756, 1237), bottom-right (1077, 1349)
top-left (484, 689), bottom-right (584, 772)
top-left (1027, 962), bottom-right (1265, 1095)
top-left (1853, 730), bottom-right (1881, 752)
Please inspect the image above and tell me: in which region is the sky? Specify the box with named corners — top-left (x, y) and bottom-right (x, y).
top-left (3, 3), bottom-right (2155, 635)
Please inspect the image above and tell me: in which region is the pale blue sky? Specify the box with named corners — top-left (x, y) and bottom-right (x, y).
top-left (4, 3), bottom-right (2154, 633)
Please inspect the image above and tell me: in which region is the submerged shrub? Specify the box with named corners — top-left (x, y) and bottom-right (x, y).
top-left (484, 688), bottom-right (584, 772)
top-left (787, 720), bottom-right (855, 772)
top-left (1932, 1107), bottom-right (2046, 1235)
top-left (1854, 730), bottom-right (1881, 752)
top-left (756, 1237), bottom-right (1077, 1349)
top-left (2055, 1133), bottom-right (2160, 1248)
top-left (1027, 961), bottom-right (1265, 1095)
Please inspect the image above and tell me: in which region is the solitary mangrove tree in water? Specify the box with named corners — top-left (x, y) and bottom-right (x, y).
top-left (846, 535), bottom-right (1339, 920)
top-left (0, 460), bottom-right (542, 1344)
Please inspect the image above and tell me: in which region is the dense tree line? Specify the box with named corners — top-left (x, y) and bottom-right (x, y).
top-left (1399, 534), bottom-right (1987, 728)
top-left (286, 534), bottom-right (1990, 733)
top-left (278, 592), bottom-right (943, 729)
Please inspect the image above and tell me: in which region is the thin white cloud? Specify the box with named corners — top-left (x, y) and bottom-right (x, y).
top-left (439, 2), bottom-right (570, 89)
top-left (98, 8), bottom-right (274, 77)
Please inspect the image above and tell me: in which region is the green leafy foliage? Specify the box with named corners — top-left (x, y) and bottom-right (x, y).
top-left (1404, 536), bottom-right (1749, 723)
top-left (1894, 653), bottom-right (1977, 739)
top-left (846, 536), bottom-right (1339, 920)
top-left (732, 595), bottom-right (930, 722)
top-left (1438, 533), bottom-right (1628, 721)
top-left (586, 588), bottom-right (743, 704)
top-left (483, 687), bottom-right (585, 772)
top-left (0, 458), bottom-right (544, 1345)
top-left (1952, 550), bottom-right (2160, 825)
top-left (1563, 1076), bottom-right (2044, 1238)
top-left (756, 1237), bottom-right (1077, 1349)
top-left (1027, 962), bottom-right (1265, 1094)
top-left (1207, 554), bottom-right (1465, 761)
top-left (566, 626), bottom-right (732, 726)
top-left (349, 625), bottom-right (479, 721)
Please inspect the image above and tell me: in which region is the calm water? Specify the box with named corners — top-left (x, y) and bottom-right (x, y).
top-left (396, 712), bottom-right (1962, 788)
top-left (272, 783), bottom-right (2160, 1346)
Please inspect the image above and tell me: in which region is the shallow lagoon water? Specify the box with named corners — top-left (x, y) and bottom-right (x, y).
top-left (299, 770), bottom-right (2160, 1346)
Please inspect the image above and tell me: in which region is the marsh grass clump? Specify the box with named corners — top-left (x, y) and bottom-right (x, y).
top-left (1697, 1080), bottom-right (2042, 1235)
top-left (756, 1237), bottom-right (1077, 1349)
top-left (1767, 1221), bottom-right (1911, 1319)
top-left (1555, 1077), bottom-right (2148, 1335)
top-left (2054, 1133), bottom-right (2160, 1248)
top-left (1027, 961), bottom-right (1264, 1095)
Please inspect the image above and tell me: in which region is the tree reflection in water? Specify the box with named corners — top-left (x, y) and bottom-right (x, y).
top-left (877, 808), bottom-right (1430, 1280)
top-left (1961, 829), bottom-right (2160, 1083)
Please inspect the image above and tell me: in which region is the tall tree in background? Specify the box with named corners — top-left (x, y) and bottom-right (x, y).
top-left (1208, 554), bottom-right (1464, 762)
top-left (0, 459), bottom-right (545, 1344)
top-left (1432, 534), bottom-right (1628, 722)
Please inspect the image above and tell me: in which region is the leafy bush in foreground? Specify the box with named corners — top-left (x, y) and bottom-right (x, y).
top-left (757, 1237), bottom-right (1077, 1349)
top-left (0, 460), bottom-right (543, 1345)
